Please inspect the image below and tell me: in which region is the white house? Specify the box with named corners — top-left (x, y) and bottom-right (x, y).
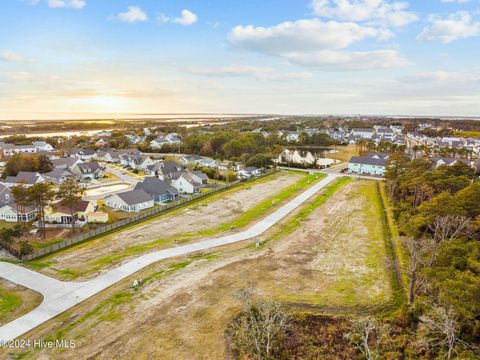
top-left (3, 172), bottom-right (45, 187)
top-left (352, 128), bottom-right (374, 139)
top-left (104, 189), bottom-right (154, 212)
top-left (33, 141), bottom-right (54, 152)
top-left (171, 172), bottom-right (200, 194)
top-left (0, 203), bottom-right (37, 222)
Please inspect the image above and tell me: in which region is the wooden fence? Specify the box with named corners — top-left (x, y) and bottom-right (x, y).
top-left (19, 171), bottom-right (275, 261)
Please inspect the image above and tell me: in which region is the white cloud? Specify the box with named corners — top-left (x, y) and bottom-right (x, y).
top-left (229, 19), bottom-right (392, 54)
top-left (0, 50), bottom-right (26, 62)
top-left (47, 0), bottom-right (85, 9)
top-left (440, 0), bottom-right (472, 3)
top-left (187, 65), bottom-right (312, 81)
top-left (417, 11), bottom-right (480, 43)
top-left (173, 9), bottom-right (198, 26)
top-left (9, 72), bottom-right (33, 81)
top-left (158, 9), bottom-right (198, 26)
top-left (115, 6), bottom-right (148, 23)
top-left (228, 18), bottom-right (408, 70)
top-left (401, 71), bottom-right (480, 83)
top-left (311, 0), bottom-right (418, 28)
top-left (285, 49), bottom-right (410, 69)
top-left (188, 65), bottom-right (274, 77)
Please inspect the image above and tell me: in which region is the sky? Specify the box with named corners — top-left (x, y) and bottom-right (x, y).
top-left (0, 0), bottom-right (480, 118)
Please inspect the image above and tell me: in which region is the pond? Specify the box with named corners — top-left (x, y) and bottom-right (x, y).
top-left (275, 148), bottom-right (339, 168)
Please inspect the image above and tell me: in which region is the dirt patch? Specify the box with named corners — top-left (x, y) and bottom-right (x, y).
top-left (6, 179), bottom-right (392, 359)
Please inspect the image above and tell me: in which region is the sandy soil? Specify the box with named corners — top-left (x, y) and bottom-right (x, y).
top-left (0, 279), bottom-right (43, 327)
top-left (35, 172), bottom-right (303, 279)
top-left (5, 179), bottom-right (393, 360)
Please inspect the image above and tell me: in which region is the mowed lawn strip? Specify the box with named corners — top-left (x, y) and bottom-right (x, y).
top-left (28, 172), bottom-right (325, 280)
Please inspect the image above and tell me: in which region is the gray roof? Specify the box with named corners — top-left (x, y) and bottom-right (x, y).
top-left (115, 189), bottom-right (153, 205)
top-left (183, 155), bottom-right (203, 161)
top-left (244, 167), bottom-right (259, 172)
top-left (349, 157), bottom-right (386, 166)
top-left (52, 157), bottom-right (81, 167)
top-left (134, 177), bottom-right (178, 196)
top-left (431, 157), bottom-right (470, 165)
top-left (75, 162), bottom-right (103, 174)
top-left (4, 172), bottom-right (41, 185)
top-left (366, 152), bottom-right (390, 160)
top-left (191, 170), bottom-right (209, 179)
top-left (44, 168), bottom-right (74, 179)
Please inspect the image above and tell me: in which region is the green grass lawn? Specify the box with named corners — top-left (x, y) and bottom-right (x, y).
top-left (0, 287), bottom-right (22, 321)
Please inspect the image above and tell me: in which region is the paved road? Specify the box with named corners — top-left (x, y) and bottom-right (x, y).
top-left (0, 174), bottom-right (339, 341)
top-left (104, 165), bottom-right (141, 185)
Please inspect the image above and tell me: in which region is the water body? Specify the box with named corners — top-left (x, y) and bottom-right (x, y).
top-left (275, 148), bottom-right (339, 168)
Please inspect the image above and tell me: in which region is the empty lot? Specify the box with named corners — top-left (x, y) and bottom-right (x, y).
top-left (28, 171), bottom-right (315, 280)
top-left (4, 179), bottom-right (395, 359)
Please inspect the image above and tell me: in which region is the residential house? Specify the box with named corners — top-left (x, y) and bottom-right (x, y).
top-left (286, 131), bottom-right (301, 143)
top-left (352, 128), bottom-right (374, 139)
top-left (238, 167), bottom-right (261, 179)
top-left (431, 157), bottom-right (471, 168)
top-left (33, 141), bottom-right (54, 152)
top-left (16, 144), bottom-right (37, 154)
top-left (71, 162), bottom-right (105, 180)
top-left (43, 168), bottom-right (76, 184)
top-left (96, 131), bottom-right (112, 137)
top-left (3, 172), bottom-right (45, 187)
top-left (0, 203), bottom-right (37, 222)
top-left (0, 184), bottom-right (12, 207)
top-left (45, 200), bottom-right (96, 225)
top-left (170, 172), bottom-right (201, 194)
top-left (51, 157), bottom-right (83, 170)
top-left (95, 138), bottom-right (109, 147)
top-left (104, 189), bottom-right (154, 212)
top-left (120, 154), bottom-right (155, 171)
top-left (153, 161), bottom-right (182, 179)
top-left (69, 148), bottom-right (96, 161)
top-left (348, 156), bottom-right (387, 176)
top-left (190, 171), bottom-right (208, 184)
top-left (134, 177), bottom-right (179, 203)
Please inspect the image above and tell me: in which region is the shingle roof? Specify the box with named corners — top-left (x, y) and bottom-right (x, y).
top-left (134, 177), bottom-right (178, 196)
top-left (75, 162), bottom-right (103, 174)
top-left (115, 189), bottom-right (153, 205)
top-left (5, 172), bottom-right (41, 185)
top-left (349, 157), bottom-right (386, 166)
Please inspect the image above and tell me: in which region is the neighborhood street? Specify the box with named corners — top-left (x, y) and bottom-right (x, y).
top-left (0, 173), bottom-right (339, 342)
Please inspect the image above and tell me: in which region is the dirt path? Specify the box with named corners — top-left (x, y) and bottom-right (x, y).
top-left (32, 172), bottom-right (303, 279)
top-left (6, 179), bottom-right (392, 360)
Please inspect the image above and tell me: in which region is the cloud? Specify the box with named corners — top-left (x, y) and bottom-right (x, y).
top-left (229, 19), bottom-right (392, 53)
top-left (417, 11), bottom-right (480, 43)
top-left (188, 65), bottom-right (274, 77)
top-left (440, 0), bottom-right (472, 3)
top-left (311, 0), bottom-right (418, 28)
top-left (8, 72), bottom-right (33, 81)
top-left (285, 49), bottom-right (410, 69)
top-left (173, 9), bottom-right (198, 26)
top-left (158, 9), bottom-right (198, 26)
top-left (187, 65), bottom-right (312, 81)
top-left (228, 18), bottom-right (408, 70)
top-left (115, 6), bottom-right (148, 23)
top-left (0, 50), bottom-right (26, 62)
top-left (401, 71), bottom-right (480, 83)
top-left (47, 0), bottom-right (85, 9)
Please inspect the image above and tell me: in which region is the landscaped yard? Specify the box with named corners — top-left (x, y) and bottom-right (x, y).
top-left (25, 171), bottom-right (323, 280)
top-left (4, 177), bottom-right (398, 360)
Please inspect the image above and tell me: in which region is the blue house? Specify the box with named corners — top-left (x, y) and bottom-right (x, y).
top-left (348, 155), bottom-right (387, 176)
top-left (134, 177), bottom-right (179, 203)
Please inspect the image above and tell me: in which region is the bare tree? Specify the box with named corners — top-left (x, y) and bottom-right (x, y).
top-left (344, 317), bottom-right (390, 360)
top-left (417, 305), bottom-right (461, 360)
top-left (402, 237), bottom-right (441, 305)
top-left (428, 215), bottom-right (471, 243)
top-left (230, 288), bottom-right (290, 359)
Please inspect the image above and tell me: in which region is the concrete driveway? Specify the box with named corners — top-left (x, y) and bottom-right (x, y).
top-left (0, 174), bottom-right (338, 341)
